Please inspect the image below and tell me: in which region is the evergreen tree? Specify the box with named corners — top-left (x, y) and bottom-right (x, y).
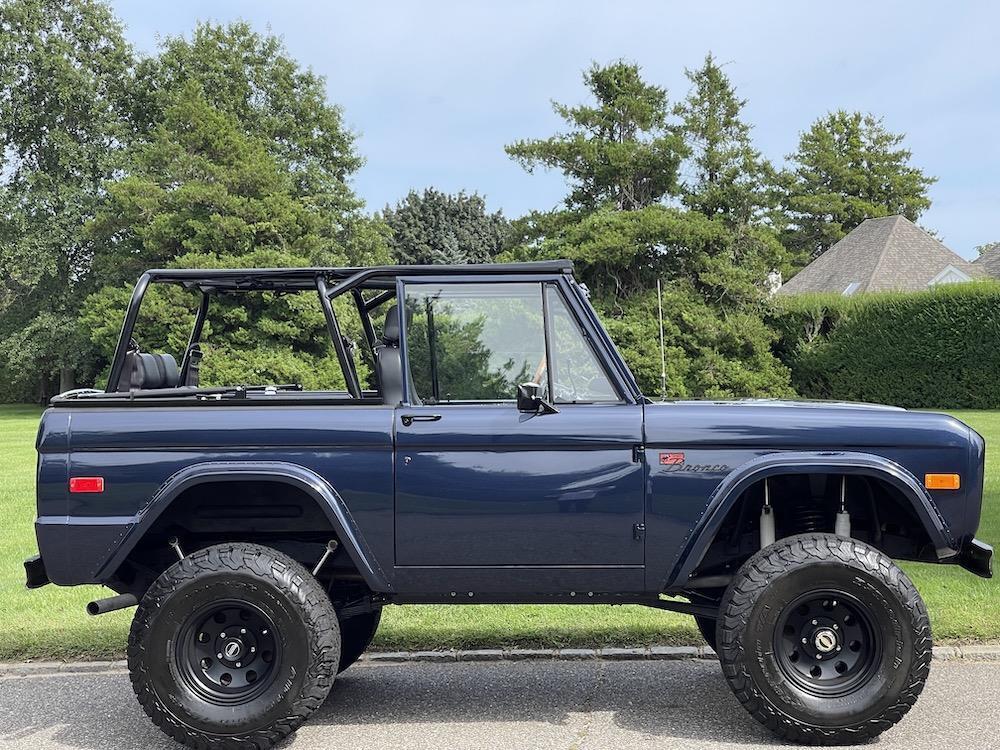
top-left (97, 20), bottom-right (386, 288)
top-left (507, 61), bottom-right (686, 214)
top-left (83, 83), bottom-right (384, 389)
top-left (506, 61), bottom-right (791, 399)
top-left (677, 53), bottom-right (774, 225)
top-left (382, 189), bottom-right (511, 265)
top-left (781, 111), bottom-right (935, 262)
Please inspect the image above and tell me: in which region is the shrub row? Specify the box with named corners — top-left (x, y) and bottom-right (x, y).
top-left (771, 281), bottom-right (1000, 409)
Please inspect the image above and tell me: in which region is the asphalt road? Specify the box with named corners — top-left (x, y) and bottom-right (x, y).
top-left (1, 659), bottom-right (998, 749)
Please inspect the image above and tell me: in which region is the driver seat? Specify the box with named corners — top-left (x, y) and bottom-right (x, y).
top-left (375, 305), bottom-right (418, 405)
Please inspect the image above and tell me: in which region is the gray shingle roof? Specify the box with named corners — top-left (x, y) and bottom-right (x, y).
top-left (778, 215), bottom-right (984, 295)
top-left (973, 244), bottom-right (1000, 277)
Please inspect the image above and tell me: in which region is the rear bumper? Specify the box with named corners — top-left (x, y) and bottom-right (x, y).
top-left (23, 554), bottom-right (50, 589)
top-left (959, 538), bottom-right (993, 579)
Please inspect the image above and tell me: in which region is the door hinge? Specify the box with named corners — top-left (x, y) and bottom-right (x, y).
top-left (632, 444), bottom-right (645, 463)
top-left (633, 522), bottom-right (646, 541)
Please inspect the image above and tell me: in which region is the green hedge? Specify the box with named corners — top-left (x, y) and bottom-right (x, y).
top-left (772, 281), bottom-right (1000, 409)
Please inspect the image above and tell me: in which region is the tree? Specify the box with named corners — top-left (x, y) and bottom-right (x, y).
top-left (98, 20), bottom-right (385, 288)
top-left (382, 189), bottom-right (511, 265)
top-left (78, 21), bottom-right (391, 391)
top-left (506, 61), bottom-right (686, 213)
top-left (83, 81), bottom-right (386, 389)
top-left (781, 111), bottom-right (935, 262)
top-left (506, 61), bottom-right (792, 399)
top-left (131, 22), bottom-right (360, 198)
top-left (0, 0), bottom-right (135, 399)
top-left (676, 53), bottom-right (774, 226)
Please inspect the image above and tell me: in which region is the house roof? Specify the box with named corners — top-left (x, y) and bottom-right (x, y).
top-left (778, 215), bottom-right (984, 295)
top-left (973, 244), bottom-right (1000, 277)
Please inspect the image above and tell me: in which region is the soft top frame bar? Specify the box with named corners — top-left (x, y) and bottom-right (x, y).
top-left (138, 260), bottom-right (574, 293)
top-left (104, 261), bottom-right (576, 398)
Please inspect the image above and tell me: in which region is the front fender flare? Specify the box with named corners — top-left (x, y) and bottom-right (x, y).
top-left (96, 461), bottom-right (392, 593)
top-left (665, 451), bottom-right (957, 590)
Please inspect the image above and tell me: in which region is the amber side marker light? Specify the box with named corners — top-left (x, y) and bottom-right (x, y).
top-left (924, 473), bottom-right (961, 490)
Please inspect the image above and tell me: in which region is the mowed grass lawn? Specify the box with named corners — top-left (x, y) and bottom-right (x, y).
top-left (1, 404), bottom-right (997, 661)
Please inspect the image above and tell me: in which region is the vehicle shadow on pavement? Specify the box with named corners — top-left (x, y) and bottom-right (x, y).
top-left (312, 659), bottom-right (779, 746)
top-left (0, 659), bottom-right (780, 749)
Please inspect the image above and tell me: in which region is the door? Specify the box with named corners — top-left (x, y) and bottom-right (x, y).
top-left (393, 279), bottom-right (645, 588)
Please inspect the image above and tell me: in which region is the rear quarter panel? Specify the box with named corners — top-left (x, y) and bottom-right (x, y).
top-left (36, 405), bottom-right (394, 585)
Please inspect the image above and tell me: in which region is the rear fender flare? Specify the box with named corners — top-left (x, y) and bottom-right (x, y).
top-left (665, 451), bottom-right (956, 590)
top-left (97, 461), bottom-right (392, 592)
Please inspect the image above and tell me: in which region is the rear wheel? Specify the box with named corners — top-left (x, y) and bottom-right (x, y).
top-left (128, 543), bottom-right (340, 750)
top-left (718, 533), bottom-right (931, 745)
top-left (337, 608), bottom-right (382, 673)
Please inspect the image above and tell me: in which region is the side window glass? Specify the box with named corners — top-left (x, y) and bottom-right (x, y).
top-left (546, 285), bottom-right (619, 403)
top-left (404, 283), bottom-right (546, 403)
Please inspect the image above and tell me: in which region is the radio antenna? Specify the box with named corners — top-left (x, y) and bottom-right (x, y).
top-left (657, 277), bottom-right (667, 401)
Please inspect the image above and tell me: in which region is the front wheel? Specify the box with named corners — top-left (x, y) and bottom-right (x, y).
top-left (128, 543), bottom-right (341, 750)
top-left (718, 533), bottom-right (931, 745)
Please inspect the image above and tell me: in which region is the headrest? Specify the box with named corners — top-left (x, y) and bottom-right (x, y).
top-left (382, 305), bottom-right (402, 345)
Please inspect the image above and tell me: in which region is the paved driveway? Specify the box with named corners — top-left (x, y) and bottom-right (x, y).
top-left (1, 659), bottom-right (997, 749)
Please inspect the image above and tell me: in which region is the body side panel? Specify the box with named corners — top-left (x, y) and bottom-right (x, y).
top-left (38, 406), bottom-right (395, 588)
top-left (643, 403), bottom-right (974, 592)
top-left (393, 403), bottom-right (645, 588)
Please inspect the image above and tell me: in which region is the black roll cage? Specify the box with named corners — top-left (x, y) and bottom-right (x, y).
top-left (104, 261), bottom-right (585, 398)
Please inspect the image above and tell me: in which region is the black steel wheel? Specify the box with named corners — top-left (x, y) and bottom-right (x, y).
top-left (718, 533), bottom-right (931, 745)
top-left (177, 601), bottom-right (282, 703)
top-left (774, 591), bottom-right (880, 698)
top-left (128, 543), bottom-right (340, 750)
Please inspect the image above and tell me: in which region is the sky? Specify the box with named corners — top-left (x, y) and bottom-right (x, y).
top-left (110, 1), bottom-right (1000, 259)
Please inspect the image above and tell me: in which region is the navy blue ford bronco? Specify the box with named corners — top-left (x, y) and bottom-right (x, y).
top-left (24, 261), bottom-right (993, 747)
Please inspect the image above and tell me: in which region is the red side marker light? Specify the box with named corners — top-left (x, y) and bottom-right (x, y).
top-left (69, 477), bottom-right (104, 493)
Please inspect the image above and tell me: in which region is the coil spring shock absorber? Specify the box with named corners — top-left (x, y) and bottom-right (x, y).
top-left (788, 499), bottom-right (828, 533)
top-left (785, 476), bottom-right (852, 536)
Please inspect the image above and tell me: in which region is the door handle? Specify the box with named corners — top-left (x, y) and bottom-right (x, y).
top-left (400, 414), bottom-right (442, 426)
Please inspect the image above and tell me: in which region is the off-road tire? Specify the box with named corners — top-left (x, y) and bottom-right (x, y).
top-left (695, 615), bottom-right (718, 652)
top-left (338, 608), bottom-right (382, 673)
top-left (128, 543), bottom-right (341, 750)
top-left (718, 533), bottom-right (931, 745)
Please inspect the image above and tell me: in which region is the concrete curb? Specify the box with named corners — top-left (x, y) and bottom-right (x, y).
top-left (2, 645), bottom-right (998, 677)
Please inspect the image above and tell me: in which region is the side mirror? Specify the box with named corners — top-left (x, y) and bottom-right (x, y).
top-left (516, 382), bottom-right (559, 415)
